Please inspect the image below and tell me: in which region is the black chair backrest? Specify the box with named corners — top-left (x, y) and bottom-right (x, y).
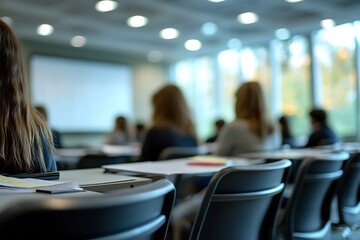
top-left (189, 159), bottom-right (292, 240)
top-left (77, 154), bottom-right (130, 169)
top-left (0, 179), bottom-right (176, 240)
top-left (282, 151), bottom-right (349, 240)
top-left (158, 147), bottom-right (207, 160)
top-left (337, 151), bottom-right (360, 226)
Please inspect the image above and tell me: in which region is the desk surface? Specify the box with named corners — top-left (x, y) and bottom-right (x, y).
top-left (55, 144), bottom-right (141, 158)
top-left (55, 144), bottom-right (141, 169)
top-left (60, 168), bottom-right (152, 192)
top-left (238, 148), bottom-right (335, 160)
top-left (102, 157), bottom-right (262, 176)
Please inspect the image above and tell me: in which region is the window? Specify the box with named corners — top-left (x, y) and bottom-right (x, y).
top-left (239, 46), bottom-right (272, 116)
top-left (278, 36), bottom-right (312, 137)
top-left (313, 23), bottom-right (357, 138)
top-left (172, 57), bottom-right (216, 140)
top-left (217, 49), bottom-right (241, 121)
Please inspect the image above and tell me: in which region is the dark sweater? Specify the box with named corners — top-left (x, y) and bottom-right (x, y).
top-left (139, 127), bottom-right (197, 161)
top-left (305, 125), bottom-right (338, 148)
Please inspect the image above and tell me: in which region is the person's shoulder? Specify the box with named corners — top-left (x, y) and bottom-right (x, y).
top-left (226, 120), bottom-right (249, 130)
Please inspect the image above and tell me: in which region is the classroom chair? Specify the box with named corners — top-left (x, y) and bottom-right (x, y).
top-left (188, 159), bottom-right (292, 240)
top-left (277, 151), bottom-right (349, 240)
top-left (0, 179), bottom-right (176, 240)
top-left (77, 153), bottom-right (130, 169)
top-left (334, 151), bottom-right (360, 230)
top-left (158, 146), bottom-right (208, 160)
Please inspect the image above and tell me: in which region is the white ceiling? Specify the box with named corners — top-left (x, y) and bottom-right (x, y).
top-left (1, 0), bottom-right (360, 62)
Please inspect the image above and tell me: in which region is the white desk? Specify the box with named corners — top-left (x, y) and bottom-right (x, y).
top-left (238, 148), bottom-right (335, 160)
top-left (60, 168), bottom-right (152, 192)
top-left (55, 144), bottom-right (141, 169)
top-left (102, 157), bottom-right (262, 177)
top-left (337, 142), bottom-right (360, 153)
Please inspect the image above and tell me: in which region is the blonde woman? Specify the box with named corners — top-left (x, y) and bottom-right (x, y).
top-left (171, 82), bottom-right (281, 240)
top-left (215, 81), bottom-right (281, 156)
top-left (139, 84), bottom-right (197, 161)
top-left (0, 20), bottom-right (57, 173)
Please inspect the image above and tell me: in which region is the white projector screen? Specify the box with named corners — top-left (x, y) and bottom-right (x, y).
top-left (31, 55), bottom-right (133, 132)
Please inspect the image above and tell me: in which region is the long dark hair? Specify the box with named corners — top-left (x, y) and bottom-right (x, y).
top-left (0, 20), bottom-right (54, 172)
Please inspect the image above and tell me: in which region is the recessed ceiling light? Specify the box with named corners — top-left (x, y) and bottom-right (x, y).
top-left (184, 39), bottom-right (202, 51)
top-left (227, 38), bottom-right (242, 49)
top-left (147, 50), bottom-right (163, 62)
top-left (160, 28), bottom-right (179, 39)
top-left (95, 0), bottom-right (118, 12)
top-left (127, 15), bottom-right (148, 28)
top-left (71, 36), bottom-right (87, 47)
top-left (208, 0), bottom-right (225, 2)
top-left (237, 12), bottom-right (259, 24)
top-left (0, 16), bottom-right (13, 26)
top-left (285, 0), bottom-right (303, 3)
top-left (36, 24), bottom-right (54, 36)
top-left (201, 22), bottom-right (218, 36)
top-left (275, 28), bottom-right (290, 40)
top-left (321, 19), bottom-right (335, 29)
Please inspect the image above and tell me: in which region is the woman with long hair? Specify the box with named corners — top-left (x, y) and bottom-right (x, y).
top-left (215, 81), bottom-right (281, 156)
top-left (139, 84), bottom-right (197, 161)
top-left (104, 115), bottom-right (129, 145)
top-left (0, 20), bottom-right (57, 173)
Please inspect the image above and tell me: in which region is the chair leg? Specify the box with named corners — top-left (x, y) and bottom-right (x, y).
top-left (331, 224), bottom-right (352, 240)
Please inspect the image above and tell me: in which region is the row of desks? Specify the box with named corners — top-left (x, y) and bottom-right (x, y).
top-left (2, 142), bottom-right (359, 210)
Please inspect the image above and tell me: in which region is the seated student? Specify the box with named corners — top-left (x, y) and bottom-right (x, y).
top-left (139, 84), bottom-right (198, 161)
top-left (35, 105), bottom-right (63, 149)
top-left (278, 115), bottom-right (295, 148)
top-left (215, 81), bottom-right (281, 156)
top-left (304, 108), bottom-right (338, 148)
top-left (0, 20), bottom-right (57, 173)
top-left (171, 81), bottom-right (281, 240)
top-left (205, 119), bottom-right (225, 143)
top-left (135, 122), bottom-right (146, 144)
top-left (104, 115), bottom-right (129, 145)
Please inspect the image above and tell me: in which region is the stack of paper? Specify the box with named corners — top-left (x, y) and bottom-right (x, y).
top-left (0, 175), bottom-right (83, 194)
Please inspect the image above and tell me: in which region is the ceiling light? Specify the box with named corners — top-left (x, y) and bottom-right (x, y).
top-left (185, 39), bottom-right (202, 51)
top-left (0, 16), bottom-right (13, 26)
top-left (95, 0), bottom-right (118, 12)
top-left (147, 50), bottom-right (163, 62)
top-left (201, 22), bottom-right (218, 36)
top-left (227, 38), bottom-right (242, 49)
top-left (275, 28), bottom-right (290, 40)
top-left (71, 36), bottom-right (87, 47)
top-left (127, 15), bottom-right (148, 28)
top-left (321, 19), bottom-right (335, 29)
top-left (208, 0), bottom-right (225, 2)
top-left (285, 0), bottom-right (303, 3)
top-left (237, 12), bottom-right (259, 24)
top-left (36, 24), bottom-right (54, 36)
top-left (160, 28), bottom-right (179, 39)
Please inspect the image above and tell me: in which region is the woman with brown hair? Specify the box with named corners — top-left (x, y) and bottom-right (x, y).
top-left (104, 115), bottom-right (129, 145)
top-left (0, 20), bottom-right (57, 173)
top-left (215, 81), bottom-right (281, 156)
top-left (139, 84), bottom-right (197, 161)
